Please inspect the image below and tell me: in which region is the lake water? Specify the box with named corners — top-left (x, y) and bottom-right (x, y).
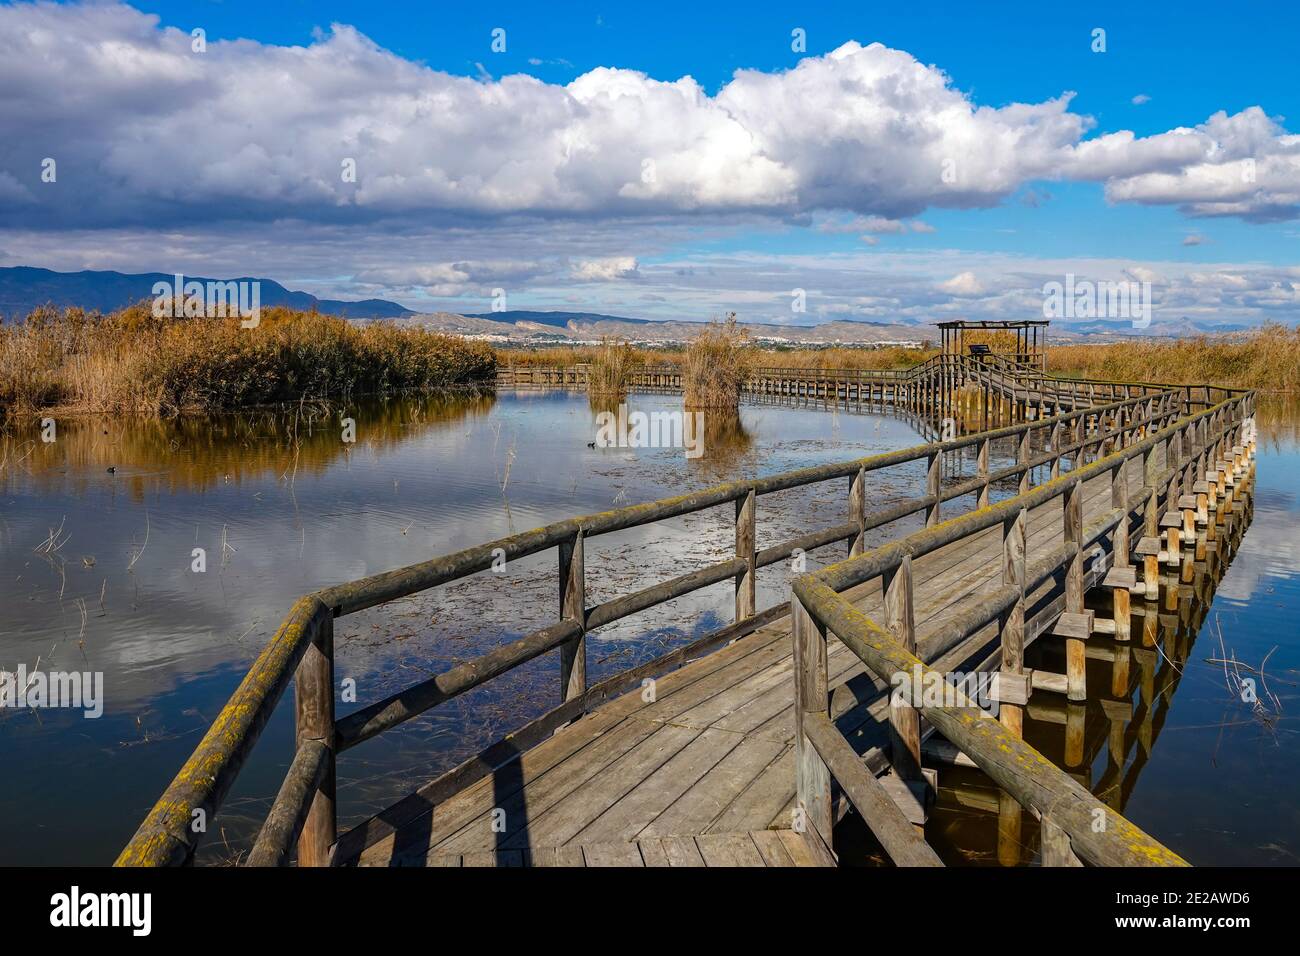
top-left (0, 390), bottom-right (1295, 865)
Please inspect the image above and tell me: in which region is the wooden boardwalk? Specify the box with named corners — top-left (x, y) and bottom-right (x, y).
top-left (116, 346), bottom-right (1256, 869)
top-left (339, 469), bottom-right (1130, 866)
top-left (420, 830), bottom-right (834, 867)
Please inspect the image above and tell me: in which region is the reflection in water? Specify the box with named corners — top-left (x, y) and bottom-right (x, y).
top-left (688, 409), bottom-right (755, 479)
top-left (0, 388), bottom-right (926, 865)
top-left (1, 391), bottom-right (497, 496)
top-left (839, 476), bottom-right (1262, 866)
top-left (586, 392), bottom-right (623, 417)
top-left (930, 486), bottom-right (1257, 865)
top-left (2, 389), bottom-right (1296, 866)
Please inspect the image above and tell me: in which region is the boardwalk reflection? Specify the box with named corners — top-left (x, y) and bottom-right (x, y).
top-left (2, 390), bottom-right (497, 497)
top-left (923, 473), bottom-right (1255, 866)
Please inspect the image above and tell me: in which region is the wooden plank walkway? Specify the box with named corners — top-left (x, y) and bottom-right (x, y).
top-left (421, 830), bottom-right (834, 867)
top-left (116, 349), bottom-right (1253, 868)
top-left (338, 458), bottom-right (1140, 866)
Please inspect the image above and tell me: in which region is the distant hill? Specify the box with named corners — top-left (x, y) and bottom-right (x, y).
top-left (462, 310), bottom-right (654, 328)
top-left (0, 266), bottom-right (414, 320)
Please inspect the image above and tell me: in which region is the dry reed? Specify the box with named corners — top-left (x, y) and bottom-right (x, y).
top-left (682, 313), bottom-right (754, 408)
top-left (0, 304), bottom-right (496, 421)
top-left (586, 338), bottom-right (638, 396)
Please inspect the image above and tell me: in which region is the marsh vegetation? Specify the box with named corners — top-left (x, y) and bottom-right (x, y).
top-left (0, 304), bottom-right (496, 422)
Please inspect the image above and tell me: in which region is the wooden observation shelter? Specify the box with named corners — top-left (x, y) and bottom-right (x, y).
top-left (938, 319), bottom-right (1049, 370)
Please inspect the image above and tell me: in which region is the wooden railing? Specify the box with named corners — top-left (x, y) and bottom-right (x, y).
top-left (498, 356), bottom-right (1230, 421)
top-left (788, 387), bottom-right (1255, 866)
top-left (115, 370), bottom-right (1243, 867)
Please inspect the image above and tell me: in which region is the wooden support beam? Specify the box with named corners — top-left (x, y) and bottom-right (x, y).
top-left (792, 596), bottom-right (833, 849)
top-left (849, 466), bottom-right (866, 557)
top-left (921, 737), bottom-right (977, 769)
top-left (884, 556), bottom-right (922, 783)
top-left (925, 451), bottom-right (941, 527)
top-left (1041, 815), bottom-right (1083, 867)
top-left (1063, 481), bottom-right (1086, 702)
top-left (999, 507), bottom-right (1028, 737)
top-left (977, 438), bottom-right (991, 509)
top-left (735, 490), bottom-right (756, 620)
top-left (1103, 566), bottom-right (1136, 642)
top-left (1052, 610), bottom-right (1093, 703)
top-left (1028, 669), bottom-right (1069, 696)
top-left (559, 530), bottom-right (587, 701)
top-left (294, 616), bottom-right (335, 867)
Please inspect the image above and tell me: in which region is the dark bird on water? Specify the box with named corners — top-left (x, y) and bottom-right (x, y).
top-left (587, 441), bottom-right (596, 448)
top-left (106, 467), bottom-right (116, 474)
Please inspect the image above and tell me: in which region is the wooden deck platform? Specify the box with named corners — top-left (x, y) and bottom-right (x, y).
top-left (338, 463), bottom-right (1136, 866)
top-left (423, 830), bottom-right (834, 867)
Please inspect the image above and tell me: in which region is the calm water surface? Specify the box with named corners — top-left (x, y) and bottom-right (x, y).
top-left (1, 390), bottom-right (929, 864)
top-left (1, 391), bottom-right (1295, 865)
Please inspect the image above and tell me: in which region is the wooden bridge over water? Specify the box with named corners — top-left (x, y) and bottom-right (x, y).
top-left (117, 335), bottom-right (1258, 868)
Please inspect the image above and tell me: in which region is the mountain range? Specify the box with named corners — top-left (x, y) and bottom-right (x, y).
top-left (0, 266), bottom-right (1258, 345)
top-left (0, 267), bottom-right (415, 320)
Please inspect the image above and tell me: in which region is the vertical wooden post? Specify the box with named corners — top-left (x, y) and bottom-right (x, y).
top-left (296, 613), bottom-right (335, 867)
top-left (1111, 459), bottom-right (1132, 641)
top-left (997, 790), bottom-right (1024, 867)
top-left (1111, 641), bottom-right (1132, 697)
top-left (977, 438), bottom-right (990, 509)
top-left (1142, 445), bottom-right (1160, 601)
top-left (1049, 421), bottom-right (1063, 481)
top-left (792, 594), bottom-right (833, 850)
top-left (884, 557), bottom-right (921, 782)
top-left (1064, 480), bottom-right (1086, 702)
top-left (1064, 701), bottom-right (1087, 768)
top-left (1040, 816), bottom-right (1083, 867)
top-left (1017, 425), bottom-right (1032, 494)
top-left (925, 451), bottom-right (941, 527)
top-left (559, 530), bottom-right (587, 701)
top-left (735, 490), bottom-right (756, 621)
top-left (849, 466), bottom-right (866, 557)
top-left (1000, 508), bottom-right (1027, 738)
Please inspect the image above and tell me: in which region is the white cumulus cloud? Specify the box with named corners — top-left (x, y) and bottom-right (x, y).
top-left (4, 2), bottom-right (1293, 231)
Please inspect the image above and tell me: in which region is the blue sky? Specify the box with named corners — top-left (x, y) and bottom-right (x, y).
top-left (3, 1), bottom-right (1299, 329)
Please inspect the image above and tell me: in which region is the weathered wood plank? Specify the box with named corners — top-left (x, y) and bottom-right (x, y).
top-left (635, 837), bottom-right (672, 868)
top-left (695, 832), bottom-right (767, 867)
top-left (660, 836), bottom-right (706, 867)
top-left (750, 829), bottom-right (796, 867)
top-left (582, 842), bottom-right (645, 867)
top-left (570, 727), bottom-right (743, 845)
top-left (641, 734), bottom-right (788, 839)
top-left (376, 627), bottom-right (795, 861)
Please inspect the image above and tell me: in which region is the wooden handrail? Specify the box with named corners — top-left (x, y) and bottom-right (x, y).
top-left (508, 353), bottom-right (1238, 392)
top-left (789, 387), bottom-right (1254, 866)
